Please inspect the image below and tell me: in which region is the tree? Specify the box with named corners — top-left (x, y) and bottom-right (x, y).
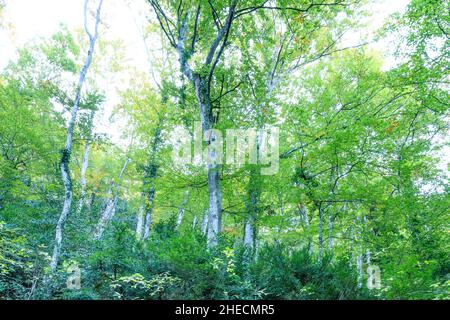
top-left (146, 0), bottom-right (361, 248)
top-left (50, 0), bottom-right (104, 271)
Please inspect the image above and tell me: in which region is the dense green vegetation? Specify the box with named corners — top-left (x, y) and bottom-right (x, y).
top-left (0, 0), bottom-right (448, 300)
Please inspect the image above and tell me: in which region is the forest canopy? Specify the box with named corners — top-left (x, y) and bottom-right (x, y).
top-left (0, 0), bottom-right (448, 300)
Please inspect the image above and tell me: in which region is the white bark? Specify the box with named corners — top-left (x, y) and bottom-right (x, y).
top-left (192, 215), bottom-right (198, 229)
top-left (243, 169), bottom-right (260, 250)
top-left (76, 110), bottom-right (95, 216)
top-left (356, 216), bottom-right (363, 288)
top-left (94, 193), bottom-right (118, 240)
top-left (200, 209), bottom-right (208, 236)
top-left (175, 190), bottom-right (189, 229)
top-left (243, 215), bottom-right (255, 248)
top-left (318, 204), bottom-right (324, 262)
top-left (299, 204), bottom-right (310, 227)
top-left (207, 163), bottom-right (222, 248)
top-left (50, 0), bottom-right (103, 271)
top-left (298, 204), bottom-right (313, 254)
top-left (135, 206), bottom-right (145, 239)
top-left (357, 254), bottom-right (363, 288)
top-left (94, 157), bottom-right (129, 240)
top-left (76, 140), bottom-right (90, 216)
top-left (140, 120), bottom-right (163, 240)
top-left (349, 226), bottom-right (354, 268)
top-left (142, 187), bottom-right (155, 240)
top-left (328, 213), bottom-right (334, 250)
top-left (364, 215), bottom-right (371, 265)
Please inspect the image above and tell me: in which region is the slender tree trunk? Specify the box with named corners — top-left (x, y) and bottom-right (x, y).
top-left (176, 190), bottom-right (189, 229)
top-left (142, 187), bottom-right (155, 240)
top-left (94, 157), bottom-right (129, 240)
top-left (200, 208), bottom-right (208, 236)
top-left (318, 204), bottom-right (324, 262)
top-left (76, 110), bottom-right (95, 216)
top-left (298, 204), bottom-right (313, 253)
top-left (135, 205), bottom-right (145, 239)
top-left (141, 122), bottom-right (162, 240)
top-left (356, 216), bottom-right (363, 288)
top-left (328, 212), bottom-right (334, 250)
top-left (243, 168), bottom-right (260, 250)
top-left (243, 215), bottom-right (255, 247)
top-left (50, 0), bottom-right (103, 271)
top-left (76, 139), bottom-right (90, 216)
top-left (299, 205), bottom-right (310, 227)
top-left (94, 192), bottom-right (118, 240)
top-left (356, 254), bottom-right (363, 288)
top-left (207, 163), bottom-right (222, 248)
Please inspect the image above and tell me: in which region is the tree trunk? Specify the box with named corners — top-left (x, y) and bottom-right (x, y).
top-left (356, 216), bottom-right (363, 288)
top-left (243, 168), bottom-right (261, 250)
top-left (328, 212), bottom-right (334, 250)
top-left (76, 139), bottom-right (90, 216)
top-left (94, 193), bottom-right (118, 240)
top-left (176, 190), bottom-right (189, 229)
top-left (192, 74), bottom-right (223, 248)
top-left (318, 204), bottom-right (324, 262)
top-left (200, 208), bottom-right (208, 236)
top-left (142, 187), bottom-right (155, 240)
top-left (50, 0), bottom-right (103, 271)
top-left (298, 204), bottom-right (313, 254)
top-left (94, 157), bottom-right (129, 240)
top-left (76, 110), bottom-right (95, 216)
top-left (243, 215), bottom-right (255, 248)
top-left (192, 215), bottom-right (198, 229)
top-left (135, 205), bottom-right (145, 239)
top-left (356, 254), bottom-right (363, 288)
top-left (207, 163), bottom-right (222, 248)
top-left (141, 123), bottom-right (162, 240)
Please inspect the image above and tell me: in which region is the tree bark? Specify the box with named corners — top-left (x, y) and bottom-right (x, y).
top-left (200, 208), bottom-right (208, 236)
top-left (318, 204), bottom-right (324, 262)
top-left (135, 205), bottom-right (145, 239)
top-left (192, 215), bottom-right (198, 229)
top-left (176, 190), bottom-right (189, 229)
top-left (142, 187), bottom-right (155, 240)
top-left (356, 216), bottom-right (363, 288)
top-left (298, 204), bottom-right (313, 253)
top-left (206, 163), bottom-right (222, 248)
top-left (76, 135), bottom-right (91, 216)
top-left (243, 168), bottom-right (261, 250)
top-left (50, 0), bottom-right (103, 271)
top-left (76, 109), bottom-right (95, 216)
top-left (191, 74), bottom-right (223, 248)
top-left (94, 157), bottom-right (129, 240)
top-left (141, 122), bottom-right (162, 240)
top-left (356, 253), bottom-right (363, 288)
top-left (328, 212), bottom-right (334, 250)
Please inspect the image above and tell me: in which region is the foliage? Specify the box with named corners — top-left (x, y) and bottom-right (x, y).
top-left (0, 0), bottom-right (448, 300)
